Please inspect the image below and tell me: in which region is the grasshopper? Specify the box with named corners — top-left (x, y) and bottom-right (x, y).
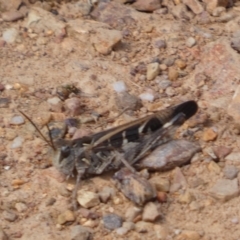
top-left (21, 100), bottom-right (198, 208)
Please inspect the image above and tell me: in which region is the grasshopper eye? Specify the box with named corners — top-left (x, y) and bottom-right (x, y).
top-left (61, 146), bottom-right (71, 158)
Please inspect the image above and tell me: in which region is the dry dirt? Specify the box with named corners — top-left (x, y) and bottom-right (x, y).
top-left (1, 0), bottom-right (240, 240)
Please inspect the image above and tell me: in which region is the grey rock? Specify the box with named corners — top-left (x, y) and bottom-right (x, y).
top-left (138, 140), bottom-right (201, 171)
top-left (91, 2), bottom-right (137, 29)
top-left (225, 152), bottom-right (240, 162)
top-left (70, 225), bottom-right (93, 240)
top-left (0, 98), bottom-right (10, 108)
top-left (153, 39), bottom-right (167, 49)
top-left (223, 165), bottom-right (239, 179)
top-left (115, 91), bottom-right (142, 112)
top-left (209, 178), bottom-right (239, 202)
top-left (2, 28), bottom-right (18, 43)
top-left (132, 0), bottom-right (161, 12)
top-left (103, 213), bottom-right (123, 230)
top-left (10, 116), bottom-right (25, 125)
top-left (91, 28), bottom-right (122, 55)
top-left (231, 37), bottom-right (240, 52)
top-left (2, 10), bottom-right (24, 22)
top-left (170, 167), bottom-right (187, 192)
top-left (11, 137), bottom-right (24, 149)
top-left (2, 210), bottom-right (18, 222)
top-left (113, 168), bottom-right (157, 205)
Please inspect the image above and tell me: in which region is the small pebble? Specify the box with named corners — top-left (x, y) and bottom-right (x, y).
top-left (3, 210), bottom-right (18, 222)
top-left (175, 59), bottom-right (187, 69)
top-left (125, 206), bottom-right (142, 221)
top-left (159, 64), bottom-right (167, 71)
top-left (153, 39), bottom-right (166, 49)
top-left (11, 137), bottom-right (24, 149)
top-left (168, 67), bottom-right (179, 81)
top-left (77, 190), bottom-right (100, 208)
top-left (45, 198), bottom-right (56, 206)
top-left (113, 81), bottom-right (127, 93)
top-left (103, 213), bottom-right (123, 230)
top-left (208, 161), bottom-right (221, 174)
top-left (47, 97), bottom-right (61, 105)
top-left (10, 116), bottom-right (25, 125)
top-left (157, 191), bottom-right (168, 203)
top-left (82, 219), bottom-right (98, 228)
top-left (231, 217), bottom-right (239, 224)
top-left (209, 178), bottom-right (239, 202)
top-left (142, 202), bottom-right (161, 222)
top-left (115, 227), bottom-right (129, 235)
top-left (15, 202), bottom-right (27, 213)
top-left (2, 10), bottom-right (24, 22)
top-left (122, 221), bottom-right (135, 231)
top-left (186, 37), bottom-right (196, 47)
top-left (178, 190), bottom-right (194, 204)
top-left (147, 62), bottom-right (160, 81)
top-left (98, 187), bottom-right (115, 203)
top-left (70, 225), bottom-right (93, 240)
top-left (135, 221), bottom-right (153, 233)
top-left (139, 92), bottom-right (155, 102)
top-left (0, 98), bottom-right (10, 108)
top-left (2, 28), bottom-right (18, 43)
top-left (202, 128), bottom-right (218, 141)
top-left (57, 210), bottom-right (75, 225)
top-left (223, 165), bottom-right (239, 179)
top-left (149, 177), bottom-right (170, 192)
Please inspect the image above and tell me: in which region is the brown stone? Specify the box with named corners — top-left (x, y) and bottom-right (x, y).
top-left (132, 0), bottom-right (161, 12)
top-left (202, 128), bottom-right (218, 141)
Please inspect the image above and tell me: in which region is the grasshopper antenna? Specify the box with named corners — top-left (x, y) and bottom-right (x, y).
top-left (19, 110), bottom-right (56, 150)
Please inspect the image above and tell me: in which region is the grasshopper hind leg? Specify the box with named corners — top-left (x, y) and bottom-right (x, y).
top-left (72, 169), bottom-right (85, 210)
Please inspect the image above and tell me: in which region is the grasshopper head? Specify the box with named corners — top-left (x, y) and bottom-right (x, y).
top-left (50, 141), bottom-right (76, 177)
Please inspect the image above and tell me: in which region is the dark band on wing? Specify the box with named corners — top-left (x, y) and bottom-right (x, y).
top-left (142, 117), bottom-right (163, 133)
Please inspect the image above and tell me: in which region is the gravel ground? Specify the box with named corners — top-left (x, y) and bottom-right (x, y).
top-left (1, 0), bottom-right (240, 239)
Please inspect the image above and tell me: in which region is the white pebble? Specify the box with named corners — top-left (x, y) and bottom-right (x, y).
top-left (2, 28), bottom-right (18, 43)
top-left (10, 115), bottom-right (25, 125)
top-left (11, 136), bottom-right (24, 149)
top-left (47, 97), bottom-right (61, 105)
top-left (4, 166), bottom-right (11, 170)
top-left (174, 229), bottom-right (182, 235)
top-left (115, 227), bottom-right (129, 235)
top-left (5, 84), bottom-right (13, 90)
top-left (186, 37), bottom-right (196, 48)
top-left (113, 81), bottom-right (127, 93)
top-left (231, 217), bottom-right (239, 224)
top-left (139, 92), bottom-right (155, 102)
